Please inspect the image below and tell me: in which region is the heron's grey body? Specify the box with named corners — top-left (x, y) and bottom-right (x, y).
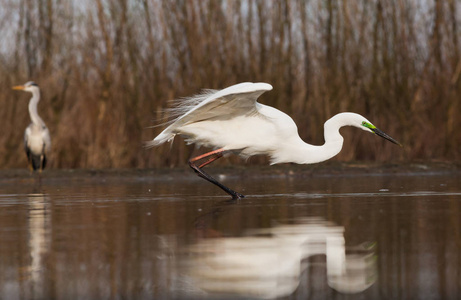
top-left (24, 122), bottom-right (50, 171)
top-left (13, 82), bottom-right (51, 172)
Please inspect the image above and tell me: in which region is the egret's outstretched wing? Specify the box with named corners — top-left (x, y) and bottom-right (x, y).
top-left (149, 82), bottom-right (273, 146)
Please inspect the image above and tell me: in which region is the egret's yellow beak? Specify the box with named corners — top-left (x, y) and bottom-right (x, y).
top-left (12, 85), bottom-right (25, 90)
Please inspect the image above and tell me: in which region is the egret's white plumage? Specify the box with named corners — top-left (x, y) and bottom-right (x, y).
top-left (150, 82), bottom-right (400, 199)
top-left (13, 82), bottom-right (51, 172)
top-left (151, 82), bottom-right (272, 146)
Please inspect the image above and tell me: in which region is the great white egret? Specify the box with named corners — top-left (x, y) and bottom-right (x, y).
top-left (150, 82), bottom-right (401, 199)
top-left (12, 81), bottom-right (51, 172)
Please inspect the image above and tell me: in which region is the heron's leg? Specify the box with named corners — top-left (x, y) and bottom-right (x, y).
top-left (189, 149), bottom-right (245, 200)
top-left (25, 148), bottom-right (33, 172)
top-left (39, 144), bottom-right (47, 172)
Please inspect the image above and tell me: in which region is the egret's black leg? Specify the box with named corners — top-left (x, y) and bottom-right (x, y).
top-left (189, 149), bottom-right (245, 200)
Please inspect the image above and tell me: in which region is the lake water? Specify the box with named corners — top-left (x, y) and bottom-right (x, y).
top-left (0, 165), bottom-right (460, 300)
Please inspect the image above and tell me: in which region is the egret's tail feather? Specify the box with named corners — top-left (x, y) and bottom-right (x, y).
top-left (146, 131), bottom-right (175, 148)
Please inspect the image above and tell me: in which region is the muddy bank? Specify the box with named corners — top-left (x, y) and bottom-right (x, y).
top-left (0, 161), bottom-right (459, 183)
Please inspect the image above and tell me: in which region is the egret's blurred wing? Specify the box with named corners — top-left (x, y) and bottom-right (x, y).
top-left (150, 82), bottom-right (272, 146)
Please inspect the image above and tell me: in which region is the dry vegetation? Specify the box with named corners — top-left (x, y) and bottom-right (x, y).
top-left (0, 0), bottom-right (459, 169)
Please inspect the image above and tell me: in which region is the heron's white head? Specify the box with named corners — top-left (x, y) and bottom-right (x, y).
top-left (12, 81), bottom-right (39, 93)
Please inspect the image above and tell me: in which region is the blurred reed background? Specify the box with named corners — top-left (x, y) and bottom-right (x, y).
top-left (0, 0), bottom-right (459, 169)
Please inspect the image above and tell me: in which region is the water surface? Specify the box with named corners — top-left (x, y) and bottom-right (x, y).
top-left (0, 166), bottom-right (459, 299)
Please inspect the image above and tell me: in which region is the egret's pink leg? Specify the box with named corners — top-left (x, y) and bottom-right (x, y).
top-left (188, 148), bottom-right (244, 200)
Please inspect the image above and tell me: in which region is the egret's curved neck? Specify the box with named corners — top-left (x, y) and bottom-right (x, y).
top-left (317, 113), bottom-right (349, 159)
top-left (272, 113), bottom-right (354, 165)
top-left (28, 88), bottom-right (45, 127)
top-left (290, 114), bottom-right (346, 164)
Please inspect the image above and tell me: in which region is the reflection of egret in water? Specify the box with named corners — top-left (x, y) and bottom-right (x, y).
top-left (26, 193), bottom-right (50, 297)
top-left (186, 217), bottom-right (376, 299)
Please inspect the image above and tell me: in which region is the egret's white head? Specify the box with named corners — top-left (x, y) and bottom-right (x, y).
top-left (331, 113), bottom-right (402, 146)
top-left (12, 81), bottom-right (39, 93)
top-left (357, 116), bottom-right (402, 147)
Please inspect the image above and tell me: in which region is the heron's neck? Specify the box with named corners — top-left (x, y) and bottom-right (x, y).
top-left (28, 89), bottom-right (45, 127)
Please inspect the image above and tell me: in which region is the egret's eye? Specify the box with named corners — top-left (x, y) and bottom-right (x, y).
top-left (361, 121), bottom-right (376, 129)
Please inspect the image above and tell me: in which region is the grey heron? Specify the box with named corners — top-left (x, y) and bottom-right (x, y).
top-left (12, 81), bottom-right (51, 172)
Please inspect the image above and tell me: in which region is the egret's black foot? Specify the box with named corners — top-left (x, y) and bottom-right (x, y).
top-left (230, 191), bottom-right (245, 201)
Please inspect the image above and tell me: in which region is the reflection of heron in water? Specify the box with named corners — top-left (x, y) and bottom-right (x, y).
top-left (26, 193), bottom-right (51, 297)
top-left (185, 216), bottom-right (377, 299)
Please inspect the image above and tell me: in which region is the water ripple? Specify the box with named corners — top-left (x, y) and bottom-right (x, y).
top-left (252, 191), bottom-right (461, 199)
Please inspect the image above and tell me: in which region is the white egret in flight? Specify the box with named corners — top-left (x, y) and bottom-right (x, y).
top-left (150, 82), bottom-right (401, 199)
top-left (12, 82), bottom-right (51, 172)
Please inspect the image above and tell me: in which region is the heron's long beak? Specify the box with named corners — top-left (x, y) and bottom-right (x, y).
top-left (12, 85), bottom-right (25, 90)
top-left (371, 128), bottom-right (402, 147)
